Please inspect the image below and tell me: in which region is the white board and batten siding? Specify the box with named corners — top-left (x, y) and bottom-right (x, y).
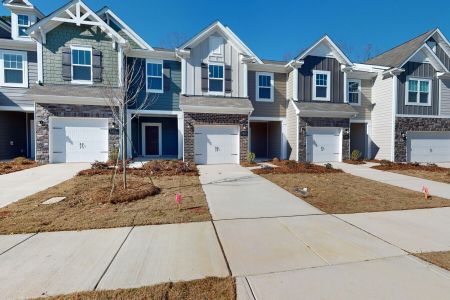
top-left (286, 101), bottom-right (299, 161)
top-left (370, 74), bottom-right (394, 160)
top-left (50, 117), bottom-right (109, 163)
top-left (185, 32), bottom-right (246, 98)
top-left (194, 125), bottom-right (240, 165)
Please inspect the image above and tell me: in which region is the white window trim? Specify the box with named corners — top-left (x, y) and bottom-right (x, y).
top-left (141, 122), bottom-right (162, 157)
top-left (209, 36), bottom-right (224, 57)
top-left (208, 62), bottom-right (225, 96)
top-left (405, 77), bottom-right (432, 107)
top-left (70, 45), bottom-right (93, 85)
top-left (0, 50), bottom-right (28, 88)
top-left (256, 72), bottom-right (274, 102)
top-left (347, 79), bottom-right (361, 106)
top-left (312, 70), bottom-right (331, 101)
top-left (146, 58), bottom-right (164, 94)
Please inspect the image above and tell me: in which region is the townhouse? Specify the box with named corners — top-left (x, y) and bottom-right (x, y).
top-left (0, 0), bottom-right (449, 164)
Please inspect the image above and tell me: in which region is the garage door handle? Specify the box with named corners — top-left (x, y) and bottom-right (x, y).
top-left (52, 127), bottom-right (63, 130)
top-left (231, 154), bottom-right (238, 156)
top-left (53, 151), bottom-right (63, 154)
top-left (195, 154), bottom-right (202, 156)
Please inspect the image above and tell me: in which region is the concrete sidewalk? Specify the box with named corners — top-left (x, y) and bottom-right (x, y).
top-left (332, 162), bottom-right (450, 199)
top-left (0, 222), bottom-right (228, 299)
top-left (198, 164), bottom-right (321, 220)
top-left (0, 163), bottom-right (90, 208)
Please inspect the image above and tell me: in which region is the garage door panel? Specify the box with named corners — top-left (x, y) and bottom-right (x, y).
top-left (194, 126), bottom-right (239, 165)
top-left (407, 132), bottom-right (450, 163)
top-left (307, 127), bottom-right (341, 163)
top-left (50, 118), bottom-right (109, 163)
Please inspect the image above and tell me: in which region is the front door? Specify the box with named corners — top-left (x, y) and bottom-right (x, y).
top-left (142, 124), bottom-right (161, 156)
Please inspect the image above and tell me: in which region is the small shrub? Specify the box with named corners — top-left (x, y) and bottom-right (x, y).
top-left (13, 157), bottom-right (34, 165)
top-left (91, 161), bottom-right (109, 170)
top-left (272, 157), bottom-right (280, 163)
top-left (427, 163), bottom-right (438, 168)
top-left (247, 152), bottom-right (256, 164)
top-left (325, 163), bottom-right (333, 170)
top-left (351, 150), bottom-right (362, 161)
top-left (379, 160), bottom-right (392, 166)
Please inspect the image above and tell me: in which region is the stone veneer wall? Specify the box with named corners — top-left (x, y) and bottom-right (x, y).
top-left (395, 117), bottom-right (450, 162)
top-left (298, 117), bottom-right (350, 162)
top-left (183, 113), bottom-right (249, 163)
top-left (35, 103), bottom-right (119, 163)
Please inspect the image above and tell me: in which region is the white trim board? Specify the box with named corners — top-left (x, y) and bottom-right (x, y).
top-left (141, 122), bottom-right (162, 157)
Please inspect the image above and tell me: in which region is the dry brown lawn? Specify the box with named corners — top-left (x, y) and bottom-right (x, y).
top-left (414, 252), bottom-right (450, 271)
top-left (389, 169), bottom-right (450, 184)
top-left (261, 173), bottom-right (450, 214)
top-left (0, 157), bottom-right (38, 175)
top-left (0, 174), bottom-right (210, 234)
top-left (35, 277), bottom-right (235, 300)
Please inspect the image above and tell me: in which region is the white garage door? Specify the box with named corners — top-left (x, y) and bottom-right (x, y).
top-left (50, 117), bottom-right (109, 163)
top-left (407, 131), bottom-right (450, 163)
top-left (194, 125), bottom-right (239, 165)
top-left (307, 127), bottom-right (341, 162)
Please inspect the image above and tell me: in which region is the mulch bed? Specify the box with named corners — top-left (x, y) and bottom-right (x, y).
top-left (253, 160), bottom-right (342, 175)
top-left (241, 162), bottom-right (258, 167)
top-left (372, 162), bottom-right (449, 172)
top-left (78, 160), bottom-right (199, 177)
top-left (0, 157), bottom-right (38, 175)
top-left (343, 159), bottom-right (366, 165)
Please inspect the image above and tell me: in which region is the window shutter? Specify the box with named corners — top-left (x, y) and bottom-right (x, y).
top-left (225, 65), bottom-right (232, 93)
top-left (62, 47), bottom-right (72, 81)
top-left (201, 63), bottom-right (208, 92)
top-left (92, 50), bottom-right (103, 82)
top-left (163, 63), bottom-right (171, 92)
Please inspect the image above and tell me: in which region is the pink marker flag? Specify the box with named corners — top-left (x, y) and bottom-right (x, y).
top-left (176, 194), bottom-right (183, 204)
top-left (422, 185), bottom-right (429, 199)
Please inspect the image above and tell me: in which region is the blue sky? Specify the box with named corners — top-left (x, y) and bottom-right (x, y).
top-left (2, 0), bottom-right (450, 62)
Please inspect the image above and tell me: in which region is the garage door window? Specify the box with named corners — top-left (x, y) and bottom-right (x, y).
top-left (406, 78), bottom-right (431, 106)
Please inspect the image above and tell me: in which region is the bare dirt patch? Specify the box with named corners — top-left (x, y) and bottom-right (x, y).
top-left (414, 252), bottom-right (450, 271)
top-left (0, 157), bottom-right (38, 175)
top-left (35, 277), bottom-right (235, 300)
top-left (0, 174), bottom-right (210, 234)
top-left (372, 162), bottom-right (450, 184)
top-left (261, 173), bottom-right (450, 214)
top-left (253, 160), bottom-right (342, 175)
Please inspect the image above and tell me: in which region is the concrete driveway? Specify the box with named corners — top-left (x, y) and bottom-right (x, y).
top-left (0, 163), bottom-right (89, 208)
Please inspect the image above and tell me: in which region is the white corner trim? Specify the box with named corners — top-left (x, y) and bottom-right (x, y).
top-left (293, 69), bottom-right (299, 101)
top-left (391, 75), bottom-right (398, 162)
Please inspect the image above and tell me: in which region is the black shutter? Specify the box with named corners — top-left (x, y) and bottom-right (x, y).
top-left (62, 47), bottom-right (71, 81)
top-left (92, 50), bottom-right (102, 82)
top-left (163, 63), bottom-right (171, 92)
top-left (225, 65), bottom-right (232, 93)
top-left (201, 63), bottom-right (208, 92)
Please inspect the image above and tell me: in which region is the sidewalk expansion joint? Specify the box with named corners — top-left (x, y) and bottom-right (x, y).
top-left (0, 232), bottom-right (38, 256)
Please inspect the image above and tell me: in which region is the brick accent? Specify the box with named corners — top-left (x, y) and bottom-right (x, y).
top-left (298, 117), bottom-right (350, 161)
top-left (43, 23), bottom-right (118, 86)
top-left (183, 113), bottom-right (249, 163)
top-left (35, 103), bottom-right (119, 163)
top-left (395, 117), bottom-right (450, 162)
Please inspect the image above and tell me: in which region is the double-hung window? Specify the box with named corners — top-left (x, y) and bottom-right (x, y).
top-left (146, 59), bottom-right (163, 93)
top-left (348, 79), bottom-right (361, 105)
top-left (0, 50), bottom-right (27, 87)
top-left (71, 46), bottom-right (92, 83)
top-left (256, 72), bottom-right (274, 101)
top-left (17, 15), bottom-right (30, 37)
top-left (312, 70), bottom-right (330, 101)
top-left (406, 78), bottom-right (431, 106)
top-left (208, 63), bottom-right (224, 94)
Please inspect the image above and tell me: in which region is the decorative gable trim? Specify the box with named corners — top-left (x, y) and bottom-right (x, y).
top-left (26, 0), bottom-right (126, 46)
top-left (3, 0), bottom-right (44, 18)
top-left (400, 43), bottom-right (448, 72)
top-left (96, 6), bottom-right (153, 51)
top-left (426, 28), bottom-right (450, 63)
top-left (178, 21), bottom-right (262, 64)
top-left (292, 35), bottom-right (353, 66)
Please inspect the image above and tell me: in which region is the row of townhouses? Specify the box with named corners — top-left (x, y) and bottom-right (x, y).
top-left (1, 0), bottom-right (450, 165)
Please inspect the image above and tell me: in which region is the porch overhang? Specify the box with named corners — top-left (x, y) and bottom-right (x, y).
top-left (294, 102), bottom-right (358, 118)
top-left (180, 95), bottom-right (254, 115)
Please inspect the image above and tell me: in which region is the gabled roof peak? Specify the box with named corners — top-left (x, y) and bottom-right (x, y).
top-left (293, 35), bottom-right (353, 66)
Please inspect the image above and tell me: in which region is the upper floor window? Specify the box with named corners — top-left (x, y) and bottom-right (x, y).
top-left (208, 63), bottom-right (224, 94)
top-left (312, 70), bottom-right (330, 101)
top-left (0, 50), bottom-right (27, 87)
top-left (406, 78), bottom-right (431, 106)
top-left (348, 79), bottom-right (361, 105)
top-left (256, 72), bottom-right (274, 102)
top-left (146, 59), bottom-right (163, 93)
top-left (71, 47), bottom-right (92, 83)
top-left (17, 15), bottom-right (30, 37)
top-left (209, 36), bottom-right (223, 56)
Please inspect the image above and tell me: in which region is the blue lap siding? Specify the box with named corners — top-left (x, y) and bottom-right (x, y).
top-left (131, 116), bottom-right (178, 157)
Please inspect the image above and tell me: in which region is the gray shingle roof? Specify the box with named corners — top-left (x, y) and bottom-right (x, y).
top-left (365, 29), bottom-right (435, 68)
top-left (294, 102), bottom-right (357, 117)
top-left (262, 59), bottom-right (287, 65)
top-left (27, 84), bottom-right (111, 99)
top-left (180, 95), bottom-right (253, 112)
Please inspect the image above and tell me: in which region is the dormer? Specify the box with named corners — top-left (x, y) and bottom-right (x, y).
top-left (3, 0), bottom-right (44, 40)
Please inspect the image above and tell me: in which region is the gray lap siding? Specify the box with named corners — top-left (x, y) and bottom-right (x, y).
top-left (183, 113), bottom-right (249, 163)
top-left (298, 117), bottom-right (350, 162)
top-left (35, 104), bottom-right (119, 163)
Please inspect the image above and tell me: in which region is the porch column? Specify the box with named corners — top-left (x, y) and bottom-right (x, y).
top-left (177, 113), bottom-right (184, 160)
top-left (126, 112), bottom-right (132, 158)
top-left (281, 118), bottom-right (288, 160)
